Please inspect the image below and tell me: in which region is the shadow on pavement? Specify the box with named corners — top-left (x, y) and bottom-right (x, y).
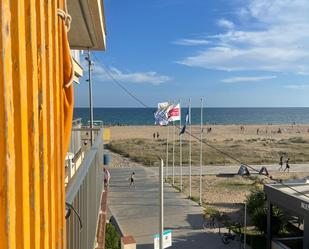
top-left (186, 213), bottom-right (204, 230)
top-left (137, 229), bottom-right (243, 249)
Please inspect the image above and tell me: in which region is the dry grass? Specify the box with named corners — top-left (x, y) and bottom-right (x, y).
top-left (169, 172), bottom-right (309, 222)
top-left (108, 136), bottom-right (309, 166)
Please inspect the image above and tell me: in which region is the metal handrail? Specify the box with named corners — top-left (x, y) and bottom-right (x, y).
top-left (72, 118), bottom-right (82, 127)
top-left (72, 127), bottom-right (101, 131)
top-left (66, 128), bottom-right (103, 203)
top-left (68, 119), bottom-right (83, 157)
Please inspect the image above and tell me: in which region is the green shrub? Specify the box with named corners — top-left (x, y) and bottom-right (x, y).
top-left (246, 188), bottom-right (265, 215)
top-left (190, 196), bottom-right (199, 203)
top-left (251, 207), bottom-right (284, 234)
top-left (251, 207), bottom-right (267, 233)
top-left (105, 223), bottom-right (121, 249)
top-left (246, 188), bottom-right (285, 234)
top-left (203, 206), bottom-right (219, 217)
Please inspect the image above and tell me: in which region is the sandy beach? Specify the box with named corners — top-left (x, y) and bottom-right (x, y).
top-left (110, 124), bottom-right (309, 141)
top-left (108, 124), bottom-right (309, 167)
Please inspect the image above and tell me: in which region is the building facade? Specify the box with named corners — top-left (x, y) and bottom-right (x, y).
top-left (0, 1), bottom-right (106, 248)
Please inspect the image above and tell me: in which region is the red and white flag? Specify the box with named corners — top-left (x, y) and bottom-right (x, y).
top-left (168, 104), bottom-right (181, 122)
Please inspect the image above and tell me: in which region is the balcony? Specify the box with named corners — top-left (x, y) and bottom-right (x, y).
top-left (65, 120), bottom-right (106, 249)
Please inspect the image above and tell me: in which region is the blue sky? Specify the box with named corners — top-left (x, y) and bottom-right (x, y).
top-left (74, 0), bottom-right (309, 107)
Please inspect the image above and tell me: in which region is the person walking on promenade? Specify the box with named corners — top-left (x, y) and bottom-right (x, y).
top-left (129, 172), bottom-right (136, 188)
top-left (278, 155), bottom-right (284, 171)
top-left (103, 167), bottom-right (111, 189)
top-left (284, 158), bottom-right (290, 172)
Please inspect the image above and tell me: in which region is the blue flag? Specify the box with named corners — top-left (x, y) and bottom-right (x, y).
top-left (179, 110), bottom-right (189, 135)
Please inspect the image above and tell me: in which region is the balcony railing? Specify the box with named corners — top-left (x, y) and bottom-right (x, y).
top-left (69, 118), bottom-right (82, 156)
top-left (65, 119), bottom-right (102, 184)
top-left (65, 127), bottom-right (104, 249)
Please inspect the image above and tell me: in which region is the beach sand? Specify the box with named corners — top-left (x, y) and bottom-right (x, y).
top-left (110, 124), bottom-right (309, 141)
top-left (108, 124), bottom-right (309, 167)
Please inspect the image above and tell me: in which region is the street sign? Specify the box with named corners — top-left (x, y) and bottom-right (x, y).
top-left (154, 230), bottom-right (172, 249)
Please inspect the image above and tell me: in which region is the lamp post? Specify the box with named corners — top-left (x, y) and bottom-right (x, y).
top-left (85, 49), bottom-right (94, 145)
top-left (199, 97), bottom-right (203, 206)
top-left (159, 158), bottom-right (164, 249)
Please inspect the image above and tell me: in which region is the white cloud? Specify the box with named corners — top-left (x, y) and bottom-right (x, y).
top-left (217, 18), bottom-right (235, 30)
top-left (93, 65), bottom-right (171, 85)
top-left (284, 84), bottom-right (309, 90)
top-left (177, 0), bottom-right (309, 74)
top-left (172, 38), bottom-right (210, 46)
top-left (222, 75), bottom-right (277, 83)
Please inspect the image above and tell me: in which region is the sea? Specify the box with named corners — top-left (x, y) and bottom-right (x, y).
top-left (74, 107), bottom-right (309, 126)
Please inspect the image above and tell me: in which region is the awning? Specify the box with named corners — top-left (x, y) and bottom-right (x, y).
top-left (67, 0), bottom-right (106, 51)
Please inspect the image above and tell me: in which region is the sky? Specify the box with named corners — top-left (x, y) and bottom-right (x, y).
top-left (74, 0), bottom-right (309, 107)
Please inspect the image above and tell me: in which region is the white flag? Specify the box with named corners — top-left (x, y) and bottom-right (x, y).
top-left (154, 102), bottom-right (173, 126)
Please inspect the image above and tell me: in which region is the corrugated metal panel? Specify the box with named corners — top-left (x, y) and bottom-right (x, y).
top-left (0, 2), bottom-right (16, 249)
top-left (0, 0), bottom-right (67, 248)
top-left (11, 1), bottom-right (31, 249)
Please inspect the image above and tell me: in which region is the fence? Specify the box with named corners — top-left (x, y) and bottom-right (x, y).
top-left (65, 128), bottom-right (104, 249)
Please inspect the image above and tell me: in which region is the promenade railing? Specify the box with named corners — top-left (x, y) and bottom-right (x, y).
top-left (65, 127), bottom-right (104, 249)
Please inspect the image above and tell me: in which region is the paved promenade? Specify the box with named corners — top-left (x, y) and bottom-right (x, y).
top-left (108, 166), bottom-right (247, 249)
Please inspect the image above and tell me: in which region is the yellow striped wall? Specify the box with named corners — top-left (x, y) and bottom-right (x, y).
top-left (0, 0), bottom-right (67, 248)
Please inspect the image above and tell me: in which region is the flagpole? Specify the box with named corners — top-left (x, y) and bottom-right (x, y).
top-left (166, 124), bottom-right (170, 182)
top-left (199, 97), bottom-right (203, 206)
top-left (172, 121), bottom-right (175, 186)
top-left (189, 98), bottom-right (192, 199)
top-left (179, 99), bottom-right (183, 192)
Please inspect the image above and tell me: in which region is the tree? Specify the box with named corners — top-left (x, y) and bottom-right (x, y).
top-left (246, 187), bottom-right (285, 234)
top-left (105, 223), bottom-right (121, 249)
top-left (246, 187), bottom-right (265, 216)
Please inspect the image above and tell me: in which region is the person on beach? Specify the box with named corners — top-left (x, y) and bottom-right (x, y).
top-left (153, 133), bottom-right (156, 139)
top-left (103, 167), bottom-right (111, 189)
top-left (257, 128), bottom-right (259, 135)
top-left (157, 132), bottom-right (160, 139)
top-left (278, 155), bottom-right (284, 171)
top-left (284, 158), bottom-right (290, 172)
top-left (129, 172), bottom-right (135, 188)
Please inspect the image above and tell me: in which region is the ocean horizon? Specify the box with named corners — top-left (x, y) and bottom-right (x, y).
top-left (74, 107), bottom-right (309, 126)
